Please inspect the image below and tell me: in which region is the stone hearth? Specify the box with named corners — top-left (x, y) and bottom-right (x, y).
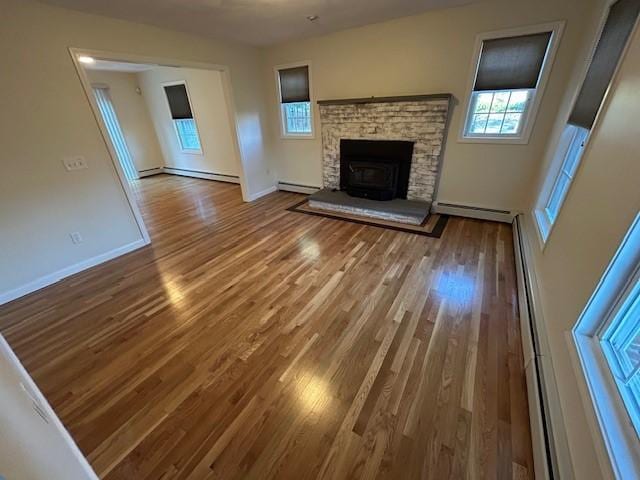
top-left (308, 189), bottom-right (430, 225)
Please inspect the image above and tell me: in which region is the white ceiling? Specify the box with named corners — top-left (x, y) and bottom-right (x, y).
top-left (38, 0), bottom-right (477, 46)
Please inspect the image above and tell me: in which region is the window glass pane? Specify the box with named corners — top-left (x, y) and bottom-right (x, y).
top-left (490, 92), bottom-right (510, 113)
top-left (501, 113), bottom-right (521, 134)
top-left (546, 174), bottom-right (570, 221)
top-left (562, 126), bottom-right (590, 178)
top-left (175, 118), bottom-right (201, 150)
top-left (601, 279), bottom-right (640, 437)
top-left (470, 114), bottom-right (489, 133)
top-left (606, 290), bottom-right (640, 379)
top-left (486, 113), bottom-right (504, 133)
top-left (283, 101), bottom-right (312, 134)
top-left (627, 374), bottom-right (640, 431)
top-left (474, 92), bottom-right (493, 113)
top-left (465, 89), bottom-right (530, 137)
top-left (507, 91), bottom-right (529, 112)
top-left (537, 124), bottom-right (591, 237)
top-left (623, 330), bottom-right (640, 373)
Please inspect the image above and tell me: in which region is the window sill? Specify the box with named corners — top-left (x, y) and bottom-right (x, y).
top-left (457, 134), bottom-right (530, 145)
top-left (180, 149), bottom-right (203, 155)
top-left (281, 133), bottom-right (315, 140)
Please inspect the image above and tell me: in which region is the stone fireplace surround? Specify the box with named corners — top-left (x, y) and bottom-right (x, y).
top-left (318, 94), bottom-right (453, 204)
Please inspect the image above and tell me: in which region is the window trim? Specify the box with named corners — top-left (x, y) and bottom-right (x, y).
top-left (533, 4), bottom-right (639, 248)
top-left (534, 124), bottom-right (591, 243)
top-left (458, 21), bottom-right (565, 145)
top-left (274, 61), bottom-right (315, 140)
top-left (572, 213), bottom-right (640, 480)
top-left (161, 80), bottom-right (204, 155)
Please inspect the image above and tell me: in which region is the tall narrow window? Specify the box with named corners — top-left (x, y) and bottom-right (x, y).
top-left (163, 82), bottom-right (202, 153)
top-left (574, 214), bottom-right (640, 478)
top-left (535, 0), bottom-right (640, 243)
top-left (461, 25), bottom-right (562, 142)
top-left (276, 64), bottom-right (313, 137)
top-left (93, 87), bottom-right (138, 181)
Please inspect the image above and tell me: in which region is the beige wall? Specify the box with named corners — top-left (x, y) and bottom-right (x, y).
top-left (138, 67), bottom-right (241, 177)
top-left (0, 334), bottom-right (97, 479)
top-left (262, 0), bottom-right (601, 211)
top-left (86, 69), bottom-right (164, 172)
top-left (0, 0), bottom-right (273, 298)
top-left (522, 19), bottom-right (640, 480)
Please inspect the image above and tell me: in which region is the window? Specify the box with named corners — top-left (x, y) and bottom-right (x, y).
top-left (461, 24), bottom-right (563, 143)
top-left (276, 64), bottom-right (313, 137)
top-left (466, 89), bottom-right (530, 136)
top-left (163, 82), bottom-right (202, 153)
top-left (93, 87), bottom-right (139, 181)
top-left (574, 214), bottom-right (640, 478)
top-left (535, 0), bottom-right (639, 244)
top-left (282, 102), bottom-right (312, 134)
top-left (601, 278), bottom-right (640, 437)
top-left (536, 124), bottom-right (589, 235)
top-left (174, 119), bottom-right (201, 151)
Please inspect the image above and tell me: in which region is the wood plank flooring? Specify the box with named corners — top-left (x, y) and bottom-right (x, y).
top-left (0, 175), bottom-right (533, 479)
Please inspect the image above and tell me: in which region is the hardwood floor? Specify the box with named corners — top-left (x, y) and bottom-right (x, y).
top-left (0, 175), bottom-right (533, 479)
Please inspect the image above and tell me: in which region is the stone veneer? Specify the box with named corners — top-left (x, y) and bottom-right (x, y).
top-left (318, 96), bottom-right (451, 202)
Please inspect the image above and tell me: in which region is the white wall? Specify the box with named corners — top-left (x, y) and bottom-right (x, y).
top-left (0, 0), bottom-right (274, 299)
top-left (0, 335), bottom-right (97, 479)
top-left (86, 69), bottom-right (164, 172)
top-left (138, 67), bottom-right (240, 177)
top-left (522, 18), bottom-right (640, 480)
top-left (262, 0), bottom-right (601, 211)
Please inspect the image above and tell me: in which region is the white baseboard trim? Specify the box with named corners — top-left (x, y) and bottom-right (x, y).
top-left (162, 167), bottom-right (241, 184)
top-left (433, 201), bottom-right (514, 223)
top-left (245, 185), bottom-right (278, 202)
top-left (138, 167), bottom-right (163, 178)
top-left (0, 239), bottom-right (147, 306)
top-left (277, 182), bottom-right (321, 194)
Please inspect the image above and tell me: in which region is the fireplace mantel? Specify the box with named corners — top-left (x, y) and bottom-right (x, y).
top-left (317, 93), bottom-right (453, 106)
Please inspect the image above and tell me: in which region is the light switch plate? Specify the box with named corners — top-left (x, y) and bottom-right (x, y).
top-left (63, 155), bottom-right (88, 171)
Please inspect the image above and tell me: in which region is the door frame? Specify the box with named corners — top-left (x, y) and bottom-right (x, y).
top-left (68, 48), bottom-right (251, 244)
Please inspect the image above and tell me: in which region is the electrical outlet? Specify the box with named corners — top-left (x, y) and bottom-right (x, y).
top-left (70, 232), bottom-right (83, 244)
top-left (63, 155), bottom-right (88, 171)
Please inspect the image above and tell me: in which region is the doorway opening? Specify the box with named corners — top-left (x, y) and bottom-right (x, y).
top-left (70, 50), bottom-right (249, 244)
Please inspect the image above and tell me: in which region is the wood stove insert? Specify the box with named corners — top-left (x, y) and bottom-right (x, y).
top-left (340, 139), bottom-right (414, 201)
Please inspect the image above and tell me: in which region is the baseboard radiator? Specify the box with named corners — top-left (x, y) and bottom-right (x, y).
top-left (161, 167), bottom-right (241, 184)
top-left (512, 215), bottom-right (563, 480)
top-left (277, 182), bottom-right (320, 194)
top-left (433, 202), bottom-right (514, 223)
